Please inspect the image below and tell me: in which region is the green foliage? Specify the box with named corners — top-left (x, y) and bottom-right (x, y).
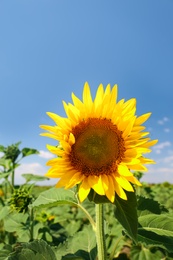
top-left (138, 213), bottom-right (173, 252)
top-left (1, 182), bottom-right (173, 259)
top-left (9, 186), bottom-right (33, 213)
top-left (31, 187), bottom-right (78, 209)
top-left (55, 227), bottom-right (97, 260)
top-left (88, 189), bottom-right (110, 204)
top-left (21, 148), bottom-right (39, 158)
top-left (2, 142), bottom-right (173, 259)
top-left (22, 174), bottom-right (49, 183)
top-left (8, 240), bottom-right (57, 260)
top-left (114, 190), bottom-right (138, 242)
top-left (130, 244), bottom-right (165, 260)
top-left (1, 142), bottom-right (21, 163)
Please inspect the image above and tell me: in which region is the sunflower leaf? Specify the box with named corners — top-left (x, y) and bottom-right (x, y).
top-left (8, 239), bottom-right (57, 260)
top-left (21, 148), bottom-right (39, 157)
top-left (88, 189), bottom-right (110, 204)
top-left (138, 213), bottom-right (173, 253)
top-left (137, 196), bottom-right (168, 216)
top-left (114, 190), bottom-right (138, 242)
top-left (55, 226), bottom-right (97, 260)
top-left (130, 244), bottom-right (165, 260)
top-left (31, 187), bottom-right (78, 209)
top-left (22, 173), bottom-right (49, 182)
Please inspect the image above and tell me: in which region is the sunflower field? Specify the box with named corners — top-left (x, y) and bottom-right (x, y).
top-left (0, 142), bottom-right (173, 260)
top-left (0, 84), bottom-right (173, 260)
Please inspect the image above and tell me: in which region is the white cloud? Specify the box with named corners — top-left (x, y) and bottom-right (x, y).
top-left (38, 150), bottom-right (54, 159)
top-left (157, 117), bottom-right (169, 125)
top-left (155, 149), bottom-right (161, 154)
top-left (164, 128), bottom-right (171, 133)
top-left (163, 155), bottom-right (173, 163)
top-left (141, 165), bottom-right (173, 183)
top-left (16, 162), bottom-right (46, 175)
top-left (14, 162), bottom-right (57, 185)
top-left (153, 141), bottom-right (171, 154)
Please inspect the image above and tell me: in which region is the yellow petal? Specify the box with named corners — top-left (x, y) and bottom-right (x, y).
top-left (101, 174), bottom-right (109, 191)
top-left (118, 164), bottom-right (133, 177)
top-left (126, 175), bottom-right (142, 186)
top-left (39, 125), bottom-right (58, 133)
top-left (71, 92), bottom-right (84, 110)
top-left (83, 82), bottom-right (93, 106)
top-left (114, 183), bottom-right (127, 200)
top-left (65, 171), bottom-right (84, 189)
top-left (109, 84), bottom-right (118, 108)
top-left (69, 133), bottom-right (75, 146)
top-left (89, 175), bottom-right (105, 195)
top-left (55, 172), bottom-right (74, 187)
top-left (128, 163), bottom-right (148, 171)
top-left (60, 140), bottom-right (71, 153)
top-left (94, 84), bottom-right (104, 114)
top-left (105, 175), bottom-right (115, 202)
top-left (135, 113), bottom-right (151, 125)
top-left (122, 157), bottom-right (140, 165)
top-left (122, 117), bottom-right (136, 138)
top-left (142, 139), bottom-right (158, 148)
top-left (47, 112), bottom-right (71, 130)
top-left (46, 144), bottom-right (64, 156)
top-left (115, 176), bottom-right (134, 192)
top-left (124, 149), bottom-right (138, 158)
top-left (78, 178), bottom-right (91, 202)
top-left (140, 157), bottom-right (156, 164)
top-left (63, 101), bottom-right (78, 123)
top-left (40, 133), bottom-right (60, 141)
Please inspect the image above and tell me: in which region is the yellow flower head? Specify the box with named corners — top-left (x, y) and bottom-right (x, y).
top-left (40, 82), bottom-right (157, 203)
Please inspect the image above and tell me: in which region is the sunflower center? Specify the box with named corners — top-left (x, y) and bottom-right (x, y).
top-left (70, 118), bottom-right (125, 176)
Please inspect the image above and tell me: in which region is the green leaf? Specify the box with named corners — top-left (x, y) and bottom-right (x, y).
top-left (3, 212), bottom-right (30, 241)
top-left (138, 213), bottom-right (173, 252)
top-left (130, 244), bottom-right (164, 260)
top-left (88, 189), bottom-right (110, 204)
top-left (22, 173), bottom-right (49, 182)
top-left (114, 190), bottom-right (138, 242)
top-left (8, 240), bottom-right (57, 260)
top-left (65, 220), bottom-right (82, 236)
top-left (0, 145), bottom-right (5, 152)
top-left (4, 212), bottom-right (28, 232)
top-left (0, 158), bottom-right (11, 169)
top-left (0, 206), bottom-right (10, 221)
top-left (55, 226), bottom-right (97, 260)
top-left (137, 196), bottom-right (168, 216)
top-left (31, 187), bottom-right (78, 209)
top-left (0, 172), bottom-right (11, 179)
top-left (21, 148), bottom-right (39, 157)
top-left (0, 244), bottom-right (13, 260)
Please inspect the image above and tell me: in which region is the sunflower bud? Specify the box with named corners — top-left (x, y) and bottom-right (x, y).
top-left (4, 143), bottom-right (20, 163)
top-left (9, 187), bottom-right (32, 213)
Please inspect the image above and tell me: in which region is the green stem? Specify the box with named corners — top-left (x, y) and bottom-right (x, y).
top-left (4, 179), bottom-right (8, 199)
top-left (95, 204), bottom-right (107, 260)
top-left (29, 207), bottom-right (34, 241)
top-left (109, 236), bottom-right (124, 260)
top-left (0, 197), bottom-right (5, 206)
top-left (78, 203), bottom-right (96, 231)
top-left (11, 163), bottom-right (15, 193)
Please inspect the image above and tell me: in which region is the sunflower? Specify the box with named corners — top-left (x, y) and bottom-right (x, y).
top-left (40, 82), bottom-right (157, 203)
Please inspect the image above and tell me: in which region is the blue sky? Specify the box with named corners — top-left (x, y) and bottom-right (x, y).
top-left (0, 0), bottom-right (173, 185)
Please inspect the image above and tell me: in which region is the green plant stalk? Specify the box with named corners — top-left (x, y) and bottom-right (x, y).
top-left (78, 203), bottom-right (96, 231)
top-left (109, 236), bottom-right (124, 260)
top-left (11, 163), bottom-right (15, 193)
top-left (4, 179), bottom-right (8, 199)
top-left (29, 207), bottom-right (34, 241)
top-left (95, 203), bottom-right (107, 260)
